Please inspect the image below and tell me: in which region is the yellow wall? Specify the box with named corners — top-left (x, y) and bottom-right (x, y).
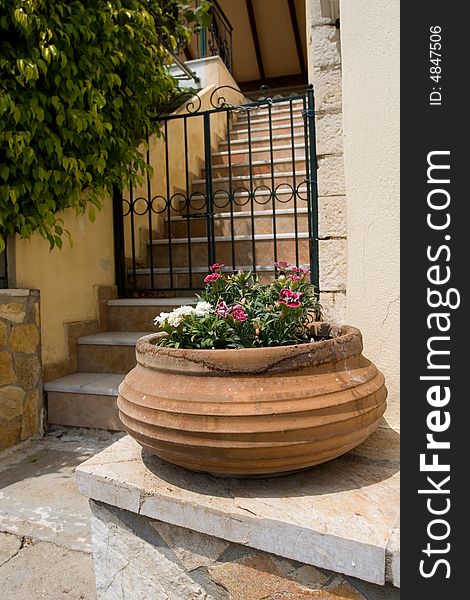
top-left (15, 199), bottom-right (115, 367)
top-left (339, 0), bottom-right (400, 428)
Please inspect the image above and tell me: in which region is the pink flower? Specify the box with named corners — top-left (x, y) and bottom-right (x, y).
top-left (204, 273), bottom-right (221, 284)
top-left (289, 275), bottom-right (303, 282)
top-left (209, 263), bottom-right (225, 272)
top-left (277, 288), bottom-right (304, 308)
top-left (230, 305), bottom-right (247, 322)
top-left (215, 301), bottom-right (230, 317)
top-left (291, 267), bottom-right (311, 277)
top-left (274, 261), bottom-right (290, 270)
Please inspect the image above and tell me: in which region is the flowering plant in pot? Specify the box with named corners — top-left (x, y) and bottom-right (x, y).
top-left (154, 262), bottom-right (322, 350)
top-left (118, 262), bottom-right (387, 478)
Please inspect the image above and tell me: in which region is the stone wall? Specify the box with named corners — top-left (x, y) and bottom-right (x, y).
top-left (0, 289), bottom-right (43, 450)
top-left (90, 500), bottom-right (399, 600)
top-left (307, 0), bottom-right (346, 323)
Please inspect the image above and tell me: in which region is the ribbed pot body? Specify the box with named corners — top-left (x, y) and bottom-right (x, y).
top-left (117, 323), bottom-right (387, 477)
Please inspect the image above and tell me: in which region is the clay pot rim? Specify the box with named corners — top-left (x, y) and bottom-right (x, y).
top-left (135, 323), bottom-right (363, 374)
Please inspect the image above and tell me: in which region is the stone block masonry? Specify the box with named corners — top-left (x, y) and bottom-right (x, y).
top-left (307, 0), bottom-right (347, 323)
top-left (90, 500), bottom-right (399, 600)
top-left (0, 289), bottom-right (43, 450)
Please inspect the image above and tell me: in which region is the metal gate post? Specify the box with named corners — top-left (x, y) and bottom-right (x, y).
top-left (306, 85), bottom-right (320, 295)
top-left (112, 186), bottom-right (127, 297)
top-left (203, 112), bottom-right (216, 266)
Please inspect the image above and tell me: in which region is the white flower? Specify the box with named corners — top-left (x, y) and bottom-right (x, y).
top-left (154, 302), bottom-right (212, 329)
top-left (154, 312), bottom-right (171, 326)
top-left (167, 312), bottom-right (184, 327)
top-left (194, 301), bottom-right (212, 316)
top-left (178, 305), bottom-right (197, 315)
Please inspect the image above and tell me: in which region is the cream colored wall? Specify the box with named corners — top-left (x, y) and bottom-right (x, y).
top-left (15, 200), bottom-right (115, 367)
top-left (339, 0), bottom-right (400, 427)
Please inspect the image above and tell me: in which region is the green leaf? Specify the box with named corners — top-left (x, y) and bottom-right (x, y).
top-left (0, 0), bottom-right (189, 248)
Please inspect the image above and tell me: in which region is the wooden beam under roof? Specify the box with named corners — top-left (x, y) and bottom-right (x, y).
top-left (287, 0), bottom-right (307, 75)
top-left (245, 0), bottom-right (266, 81)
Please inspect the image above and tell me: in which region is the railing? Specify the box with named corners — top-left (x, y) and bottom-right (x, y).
top-left (196, 0), bottom-right (233, 73)
top-left (165, 45), bottom-right (201, 85)
top-left (0, 246), bottom-right (8, 289)
top-left (113, 85), bottom-right (319, 297)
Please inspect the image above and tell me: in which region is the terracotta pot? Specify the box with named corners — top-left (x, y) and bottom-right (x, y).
top-left (117, 323), bottom-right (387, 477)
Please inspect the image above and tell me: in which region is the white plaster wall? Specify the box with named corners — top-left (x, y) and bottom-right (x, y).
top-left (339, 0), bottom-right (400, 427)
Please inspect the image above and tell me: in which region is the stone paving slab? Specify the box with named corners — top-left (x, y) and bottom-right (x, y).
top-left (0, 535), bottom-right (96, 600)
top-left (0, 429), bottom-right (123, 552)
top-left (0, 430), bottom-right (126, 600)
top-left (76, 427), bottom-right (400, 586)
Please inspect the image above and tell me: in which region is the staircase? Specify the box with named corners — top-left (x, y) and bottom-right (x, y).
top-left (44, 98), bottom-right (313, 431)
top-left (44, 298), bottom-right (195, 430)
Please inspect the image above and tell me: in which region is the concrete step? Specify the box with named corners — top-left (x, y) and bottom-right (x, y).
top-left (206, 156), bottom-right (307, 178)
top-left (149, 232), bottom-right (311, 270)
top-left (107, 297), bottom-right (197, 331)
top-left (235, 106), bottom-right (304, 124)
top-left (45, 372), bottom-right (125, 431)
top-left (77, 331), bottom-right (149, 374)
top-left (219, 132), bottom-right (305, 151)
top-left (192, 171), bottom-right (307, 194)
top-left (212, 144), bottom-right (306, 166)
top-left (126, 263), bottom-right (310, 291)
top-left (237, 99), bottom-right (304, 117)
top-left (165, 207), bottom-right (309, 238)
top-left (231, 122), bottom-right (305, 140)
top-left (234, 113), bottom-right (304, 130)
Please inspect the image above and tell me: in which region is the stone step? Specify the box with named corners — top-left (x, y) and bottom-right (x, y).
top-left (231, 122), bottom-right (305, 140)
top-left (237, 99), bottom-right (305, 116)
top-left (192, 171), bottom-right (307, 194)
top-left (219, 132), bottom-right (305, 151)
top-left (235, 106), bottom-right (304, 125)
top-left (77, 331), bottom-right (149, 374)
top-left (149, 233), bottom-right (311, 270)
top-left (107, 297), bottom-right (196, 331)
top-left (212, 144), bottom-right (306, 166)
top-left (234, 113), bottom-right (304, 130)
top-left (45, 372), bottom-right (125, 431)
top-left (207, 157), bottom-right (307, 179)
top-left (165, 208), bottom-right (309, 238)
top-left (126, 263), bottom-right (310, 291)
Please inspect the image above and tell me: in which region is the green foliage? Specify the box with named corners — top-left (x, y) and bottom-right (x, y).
top-left (155, 263), bottom-right (323, 349)
top-left (0, 0), bottom-right (210, 251)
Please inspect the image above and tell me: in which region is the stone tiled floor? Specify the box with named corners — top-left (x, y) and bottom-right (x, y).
top-left (0, 428), bottom-right (124, 599)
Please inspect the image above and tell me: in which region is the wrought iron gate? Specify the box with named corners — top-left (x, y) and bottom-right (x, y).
top-left (113, 85), bottom-right (319, 296)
